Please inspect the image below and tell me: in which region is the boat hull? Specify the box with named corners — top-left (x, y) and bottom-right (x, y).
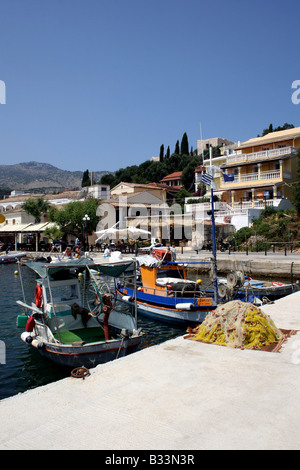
top-left (0, 252), bottom-right (26, 264)
top-left (28, 335), bottom-right (142, 369)
top-left (132, 300), bottom-right (210, 326)
top-left (240, 284), bottom-right (299, 301)
top-left (117, 286), bottom-right (215, 326)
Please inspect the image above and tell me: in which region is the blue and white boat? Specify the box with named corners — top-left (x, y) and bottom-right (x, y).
top-left (116, 251), bottom-right (217, 326)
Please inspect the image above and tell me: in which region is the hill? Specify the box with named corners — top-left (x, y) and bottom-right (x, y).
top-left (0, 161), bottom-right (110, 192)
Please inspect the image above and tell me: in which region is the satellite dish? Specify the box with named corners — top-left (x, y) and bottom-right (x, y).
top-left (0, 214), bottom-right (5, 224)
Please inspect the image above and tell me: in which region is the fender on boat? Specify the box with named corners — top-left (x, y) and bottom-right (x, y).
top-left (175, 302), bottom-right (194, 310)
top-left (122, 295), bottom-right (134, 302)
top-left (21, 332), bottom-right (32, 343)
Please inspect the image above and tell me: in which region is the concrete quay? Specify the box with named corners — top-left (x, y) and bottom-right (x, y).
top-left (0, 291), bottom-right (299, 450)
top-left (175, 249), bottom-right (300, 279)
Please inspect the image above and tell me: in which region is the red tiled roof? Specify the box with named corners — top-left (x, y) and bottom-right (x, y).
top-left (160, 171), bottom-right (182, 181)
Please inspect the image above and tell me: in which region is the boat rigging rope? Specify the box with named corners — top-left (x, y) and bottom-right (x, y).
top-left (71, 366), bottom-right (90, 379)
top-left (116, 335), bottom-right (125, 359)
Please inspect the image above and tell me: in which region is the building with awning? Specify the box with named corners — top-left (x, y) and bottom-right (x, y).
top-left (0, 222), bottom-right (57, 250)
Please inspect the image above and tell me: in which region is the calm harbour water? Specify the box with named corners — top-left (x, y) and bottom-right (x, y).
top-left (0, 263), bottom-right (184, 401)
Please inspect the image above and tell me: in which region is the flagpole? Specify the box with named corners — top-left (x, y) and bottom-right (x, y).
top-left (209, 146), bottom-right (218, 303)
top-left (200, 150), bottom-right (218, 303)
top-left (210, 184), bottom-right (218, 303)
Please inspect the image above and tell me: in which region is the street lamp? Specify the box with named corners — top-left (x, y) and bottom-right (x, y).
top-left (82, 214), bottom-right (90, 250)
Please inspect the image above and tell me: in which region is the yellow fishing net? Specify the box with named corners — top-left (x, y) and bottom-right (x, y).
top-left (190, 300), bottom-right (283, 350)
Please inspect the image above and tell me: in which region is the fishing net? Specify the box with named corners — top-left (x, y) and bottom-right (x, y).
top-left (189, 300), bottom-right (283, 350)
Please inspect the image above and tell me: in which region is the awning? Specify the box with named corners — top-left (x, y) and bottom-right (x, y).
top-left (0, 222), bottom-right (57, 234)
top-left (24, 258), bottom-right (134, 279)
top-left (21, 222), bottom-right (57, 232)
top-left (0, 223), bottom-right (32, 233)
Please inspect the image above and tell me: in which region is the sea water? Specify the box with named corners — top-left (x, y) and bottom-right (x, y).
top-left (0, 263), bottom-right (183, 400)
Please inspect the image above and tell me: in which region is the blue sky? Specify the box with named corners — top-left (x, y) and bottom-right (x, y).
top-left (0, 0), bottom-right (300, 173)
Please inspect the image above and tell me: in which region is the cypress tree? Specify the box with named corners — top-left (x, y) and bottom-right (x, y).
top-left (180, 132), bottom-right (189, 155)
top-left (159, 144), bottom-right (164, 162)
top-left (82, 169), bottom-right (91, 187)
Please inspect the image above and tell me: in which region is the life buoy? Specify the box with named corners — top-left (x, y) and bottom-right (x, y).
top-left (34, 285), bottom-right (43, 307)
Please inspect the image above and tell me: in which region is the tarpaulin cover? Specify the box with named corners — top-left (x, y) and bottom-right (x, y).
top-left (25, 258), bottom-right (133, 279)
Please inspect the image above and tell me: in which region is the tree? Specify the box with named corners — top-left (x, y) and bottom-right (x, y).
top-left (260, 123), bottom-right (294, 137)
top-left (180, 132), bottom-right (189, 155)
top-left (22, 197), bottom-right (50, 223)
top-left (82, 169), bottom-right (91, 187)
top-left (159, 144), bottom-right (164, 162)
top-left (43, 225), bottom-right (63, 242)
top-left (181, 161), bottom-right (196, 192)
top-left (49, 198), bottom-right (99, 242)
top-left (174, 140), bottom-right (180, 154)
top-left (166, 146), bottom-right (170, 159)
top-left (100, 173), bottom-right (116, 187)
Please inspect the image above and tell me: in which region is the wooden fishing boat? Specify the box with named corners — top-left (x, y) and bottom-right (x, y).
top-left (116, 253), bottom-right (217, 326)
top-left (216, 273), bottom-right (299, 304)
top-left (16, 258), bottom-right (143, 369)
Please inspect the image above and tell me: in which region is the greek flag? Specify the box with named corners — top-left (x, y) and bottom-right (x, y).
top-left (200, 171), bottom-right (213, 186)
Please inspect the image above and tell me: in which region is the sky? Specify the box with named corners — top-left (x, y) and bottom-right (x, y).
top-left (0, 0), bottom-right (300, 173)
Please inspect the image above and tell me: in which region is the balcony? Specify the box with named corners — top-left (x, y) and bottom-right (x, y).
top-left (221, 169), bottom-right (291, 188)
top-left (226, 146), bottom-right (297, 164)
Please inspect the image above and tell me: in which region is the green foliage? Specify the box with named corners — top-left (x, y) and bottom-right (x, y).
top-left (186, 197), bottom-right (211, 204)
top-left (100, 173), bottom-right (116, 187)
top-left (49, 199), bottom-right (99, 240)
top-left (0, 187), bottom-right (11, 199)
top-left (81, 169), bottom-right (91, 187)
top-left (101, 154), bottom-right (203, 191)
top-left (258, 122), bottom-right (294, 137)
top-left (43, 225), bottom-right (63, 241)
top-left (234, 207), bottom-right (300, 248)
top-left (180, 132), bottom-right (189, 155)
top-left (22, 197), bottom-right (50, 223)
top-left (159, 144), bottom-right (164, 162)
top-left (234, 226), bottom-right (253, 245)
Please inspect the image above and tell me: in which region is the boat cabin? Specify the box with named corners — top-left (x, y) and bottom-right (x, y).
top-left (34, 275), bottom-right (100, 336)
top-left (139, 263), bottom-right (190, 296)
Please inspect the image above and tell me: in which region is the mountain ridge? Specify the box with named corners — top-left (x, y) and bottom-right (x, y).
top-left (0, 161), bottom-right (111, 192)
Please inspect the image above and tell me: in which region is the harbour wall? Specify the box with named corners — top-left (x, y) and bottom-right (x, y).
top-left (176, 251), bottom-right (300, 280)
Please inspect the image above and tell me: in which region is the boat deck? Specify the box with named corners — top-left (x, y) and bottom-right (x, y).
top-left (54, 327), bottom-right (106, 344)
